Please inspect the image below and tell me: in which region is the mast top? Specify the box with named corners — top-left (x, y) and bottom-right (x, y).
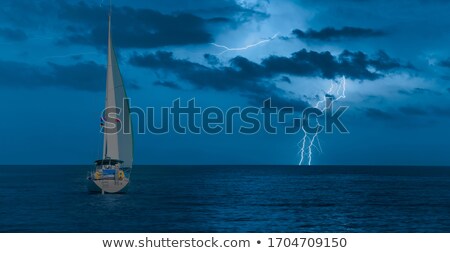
top-left (108, 0), bottom-right (112, 43)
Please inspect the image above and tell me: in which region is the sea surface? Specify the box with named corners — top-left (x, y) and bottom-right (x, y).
top-left (0, 165), bottom-right (449, 232)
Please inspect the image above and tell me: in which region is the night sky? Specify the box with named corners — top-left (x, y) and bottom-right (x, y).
top-left (1, 0), bottom-right (449, 165)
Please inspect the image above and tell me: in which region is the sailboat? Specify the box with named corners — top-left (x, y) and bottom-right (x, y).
top-left (87, 12), bottom-right (133, 194)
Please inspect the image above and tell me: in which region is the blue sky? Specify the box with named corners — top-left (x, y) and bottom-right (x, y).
top-left (0, 0), bottom-right (449, 165)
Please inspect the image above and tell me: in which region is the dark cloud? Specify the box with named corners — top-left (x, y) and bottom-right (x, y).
top-left (189, 0), bottom-right (270, 23)
top-left (432, 107), bottom-right (450, 117)
top-left (129, 48), bottom-right (408, 110)
top-left (398, 106), bottom-right (427, 116)
top-left (0, 60), bottom-right (137, 92)
top-left (367, 51), bottom-right (405, 71)
top-left (245, 92), bottom-right (309, 112)
top-left (203, 53), bottom-right (220, 66)
top-left (0, 0), bottom-right (268, 51)
top-left (439, 59), bottom-right (450, 68)
top-left (47, 61), bottom-right (106, 91)
top-left (130, 51), bottom-right (265, 91)
top-left (57, 2), bottom-right (214, 48)
top-left (280, 76), bottom-right (291, 84)
top-left (0, 27), bottom-right (27, 41)
top-left (366, 105), bottom-right (446, 120)
top-left (153, 80), bottom-right (181, 90)
top-left (398, 88), bottom-right (442, 96)
top-left (365, 108), bottom-right (394, 120)
top-left (292, 27), bottom-right (385, 41)
top-left (128, 81), bottom-right (141, 90)
top-left (262, 49), bottom-right (407, 80)
top-left (0, 60), bottom-right (45, 89)
top-left (0, 0), bottom-right (57, 27)
top-left (129, 51), bottom-right (308, 110)
top-left (132, 0), bottom-right (269, 21)
top-left (206, 17), bottom-right (232, 23)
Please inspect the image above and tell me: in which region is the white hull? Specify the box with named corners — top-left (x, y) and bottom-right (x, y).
top-left (87, 178), bottom-right (129, 194)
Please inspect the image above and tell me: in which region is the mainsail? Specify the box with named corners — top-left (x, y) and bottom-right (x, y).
top-left (102, 15), bottom-right (133, 168)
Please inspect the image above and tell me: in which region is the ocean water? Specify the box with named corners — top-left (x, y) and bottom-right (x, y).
top-left (0, 165), bottom-right (449, 232)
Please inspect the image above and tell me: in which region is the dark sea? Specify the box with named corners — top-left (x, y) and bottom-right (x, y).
top-left (0, 165), bottom-right (449, 233)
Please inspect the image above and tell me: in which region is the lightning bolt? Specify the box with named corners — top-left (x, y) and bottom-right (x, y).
top-left (298, 76), bottom-right (347, 165)
top-left (210, 33), bottom-right (279, 55)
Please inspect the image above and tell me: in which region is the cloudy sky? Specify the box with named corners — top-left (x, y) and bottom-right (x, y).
top-left (0, 0), bottom-right (449, 165)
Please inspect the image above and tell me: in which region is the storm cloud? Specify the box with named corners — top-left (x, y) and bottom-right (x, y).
top-left (0, 60), bottom-right (110, 91)
top-left (153, 80), bottom-right (182, 90)
top-left (0, 27), bottom-right (27, 41)
top-left (439, 58), bottom-right (450, 68)
top-left (365, 108), bottom-right (394, 120)
top-left (292, 27), bottom-right (385, 41)
top-left (57, 2), bottom-right (214, 49)
top-left (129, 51), bottom-right (309, 110)
top-left (398, 88), bottom-right (442, 96)
top-left (129, 48), bottom-right (407, 86)
top-left (129, 48), bottom-right (408, 110)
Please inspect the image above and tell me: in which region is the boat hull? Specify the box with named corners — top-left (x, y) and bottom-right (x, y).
top-left (87, 178), bottom-right (129, 194)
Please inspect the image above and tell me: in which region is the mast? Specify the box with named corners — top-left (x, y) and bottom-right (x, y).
top-left (103, 4), bottom-right (111, 159)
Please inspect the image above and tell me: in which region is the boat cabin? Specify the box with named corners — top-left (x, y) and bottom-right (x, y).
top-left (94, 158), bottom-right (123, 169)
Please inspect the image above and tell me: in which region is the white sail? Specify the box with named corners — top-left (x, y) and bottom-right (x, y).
top-left (103, 16), bottom-right (133, 168)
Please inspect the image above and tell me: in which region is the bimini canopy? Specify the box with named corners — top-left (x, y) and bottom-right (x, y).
top-left (95, 158), bottom-right (124, 166)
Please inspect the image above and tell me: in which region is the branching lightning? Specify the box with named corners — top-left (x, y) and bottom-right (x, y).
top-left (211, 33), bottom-right (279, 55)
top-left (298, 76), bottom-right (347, 165)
